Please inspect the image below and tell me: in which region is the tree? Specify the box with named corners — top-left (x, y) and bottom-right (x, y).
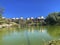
top-left (0, 7), bottom-right (4, 18)
top-left (0, 8), bottom-right (4, 24)
top-left (45, 12), bottom-right (60, 25)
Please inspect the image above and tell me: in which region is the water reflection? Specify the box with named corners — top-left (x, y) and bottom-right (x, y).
top-left (47, 26), bottom-right (60, 39)
top-left (0, 26), bottom-right (60, 45)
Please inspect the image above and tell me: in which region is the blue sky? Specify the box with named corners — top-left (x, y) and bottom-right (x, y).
top-left (0, 0), bottom-right (60, 18)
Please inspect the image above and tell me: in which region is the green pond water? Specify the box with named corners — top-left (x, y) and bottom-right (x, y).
top-left (0, 26), bottom-right (60, 45)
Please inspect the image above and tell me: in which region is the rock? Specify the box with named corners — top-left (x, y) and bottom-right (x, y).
top-left (48, 39), bottom-right (60, 45)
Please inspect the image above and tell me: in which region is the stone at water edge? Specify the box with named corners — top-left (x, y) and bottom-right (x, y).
top-left (48, 39), bottom-right (60, 45)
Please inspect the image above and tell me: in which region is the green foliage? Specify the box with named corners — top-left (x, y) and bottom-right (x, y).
top-left (0, 14), bottom-right (2, 18)
top-left (0, 8), bottom-right (5, 24)
top-left (45, 12), bottom-right (60, 25)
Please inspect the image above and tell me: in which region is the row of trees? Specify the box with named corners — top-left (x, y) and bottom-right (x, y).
top-left (11, 17), bottom-right (45, 27)
top-left (0, 8), bottom-right (60, 26)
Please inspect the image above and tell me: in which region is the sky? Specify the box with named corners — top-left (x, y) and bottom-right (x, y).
top-left (0, 0), bottom-right (60, 18)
